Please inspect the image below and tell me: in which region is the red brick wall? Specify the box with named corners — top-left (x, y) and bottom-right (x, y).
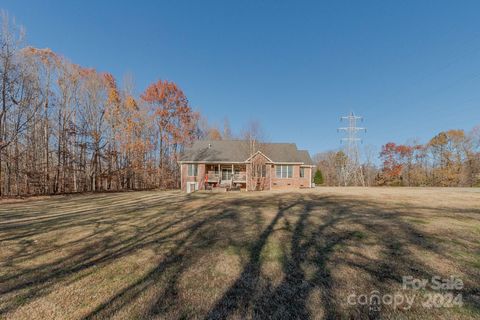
top-left (246, 153), bottom-right (271, 191)
top-left (270, 165), bottom-right (312, 190)
top-left (181, 162), bottom-right (312, 191)
top-left (181, 163), bottom-right (205, 192)
top-left (303, 167), bottom-right (312, 187)
top-left (246, 163), bottom-right (252, 190)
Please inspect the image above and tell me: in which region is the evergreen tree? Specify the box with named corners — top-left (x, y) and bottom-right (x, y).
top-left (314, 169), bottom-right (324, 185)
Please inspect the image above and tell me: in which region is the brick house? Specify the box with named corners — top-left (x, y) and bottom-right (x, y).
top-left (178, 140), bottom-right (314, 192)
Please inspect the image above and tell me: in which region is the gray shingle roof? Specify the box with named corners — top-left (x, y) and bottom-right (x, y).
top-left (297, 150), bottom-right (314, 166)
top-left (179, 140), bottom-right (313, 165)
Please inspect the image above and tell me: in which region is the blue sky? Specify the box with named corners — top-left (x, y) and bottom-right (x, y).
top-left (2, 1), bottom-right (480, 156)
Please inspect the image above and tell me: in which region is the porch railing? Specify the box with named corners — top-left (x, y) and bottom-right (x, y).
top-left (233, 172), bottom-right (246, 182)
top-left (207, 172), bottom-right (220, 181)
top-left (206, 171), bottom-right (246, 183)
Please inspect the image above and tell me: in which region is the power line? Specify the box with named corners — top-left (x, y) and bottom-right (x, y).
top-left (337, 112), bottom-right (366, 186)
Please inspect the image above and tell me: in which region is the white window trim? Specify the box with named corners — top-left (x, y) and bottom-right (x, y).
top-left (187, 164), bottom-right (197, 177)
top-left (276, 165), bottom-right (293, 179)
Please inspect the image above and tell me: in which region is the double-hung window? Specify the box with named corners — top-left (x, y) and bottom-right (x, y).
top-left (187, 164), bottom-right (198, 177)
top-left (300, 167), bottom-right (305, 178)
top-left (253, 165), bottom-right (267, 177)
top-left (276, 165), bottom-right (293, 178)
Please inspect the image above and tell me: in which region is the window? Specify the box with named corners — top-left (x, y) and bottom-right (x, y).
top-left (187, 164), bottom-right (197, 177)
top-left (300, 167), bottom-right (305, 178)
top-left (287, 166), bottom-right (293, 178)
top-left (275, 165), bottom-right (293, 178)
top-left (253, 164), bottom-right (266, 177)
top-left (222, 168), bottom-right (232, 180)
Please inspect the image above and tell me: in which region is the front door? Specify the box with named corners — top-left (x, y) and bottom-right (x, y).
top-left (221, 168), bottom-right (232, 181)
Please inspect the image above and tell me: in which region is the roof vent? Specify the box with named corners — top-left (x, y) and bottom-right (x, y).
top-left (208, 143), bottom-right (212, 148)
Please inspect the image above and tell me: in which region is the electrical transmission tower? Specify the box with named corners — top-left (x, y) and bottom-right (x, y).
top-left (337, 112), bottom-right (366, 186)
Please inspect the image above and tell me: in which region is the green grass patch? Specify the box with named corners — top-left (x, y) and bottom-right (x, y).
top-left (473, 225), bottom-right (480, 235)
top-left (260, 239), bottom-right (284, 263)
top-left (452, 303), bottom-right (480, 317)
top-left (333, 242), bottom-right (348, 251)
top-left (469, 255), bottom-right (480, 269)
top-left (352, 230), bottom-right (367, 240)
top-left (224, 244), bottom-right (248, 259)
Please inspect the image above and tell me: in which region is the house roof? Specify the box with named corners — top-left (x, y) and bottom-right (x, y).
top-left (297, 150), bottom-right (314, 165)
top-left (179, 140), bottom-right (314, 165)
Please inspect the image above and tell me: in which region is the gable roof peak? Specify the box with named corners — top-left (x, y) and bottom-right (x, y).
top-left (179, 139), bottom-right (313, 165)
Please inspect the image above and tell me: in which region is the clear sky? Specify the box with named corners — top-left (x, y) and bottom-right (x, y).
top-left (2, 1), bottom-right (480, 156)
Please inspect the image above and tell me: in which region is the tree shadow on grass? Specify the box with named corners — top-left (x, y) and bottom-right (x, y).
top-left (202, 193), bottom-right (479, 319)
top-left (0, 191), bottom-right (478, 319)
top-left (0, 192), bottom-right (234, 315)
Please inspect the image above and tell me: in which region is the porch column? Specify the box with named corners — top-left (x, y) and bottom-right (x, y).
top-left (309, 167), bottom-right (312, 187)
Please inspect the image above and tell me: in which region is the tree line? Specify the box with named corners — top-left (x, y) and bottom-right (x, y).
top-left (377, 129), bottom-right (480, 186)
top-left (0, 14), bottom-right (201, 196)
top-left (314, 127), bottom-right (480, 187)
top-left (2, 13), bottom-right (479, 196)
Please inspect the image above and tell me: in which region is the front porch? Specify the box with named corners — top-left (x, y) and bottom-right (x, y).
top-left (205, 164), bottom-right (246, 190)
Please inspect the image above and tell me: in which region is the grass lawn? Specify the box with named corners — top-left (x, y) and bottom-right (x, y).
top-left (0, 188), bottom-right (479, 319)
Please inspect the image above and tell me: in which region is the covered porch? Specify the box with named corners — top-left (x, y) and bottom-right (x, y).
top-left (205, 164), bottom-right (246, 190)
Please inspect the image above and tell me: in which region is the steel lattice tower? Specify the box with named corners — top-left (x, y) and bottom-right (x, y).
top-left (338, 112), bottom-right (366, 186)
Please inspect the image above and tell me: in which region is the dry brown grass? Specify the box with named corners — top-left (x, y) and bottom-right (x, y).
top-left (0, 187), bottom-right (479, 319)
